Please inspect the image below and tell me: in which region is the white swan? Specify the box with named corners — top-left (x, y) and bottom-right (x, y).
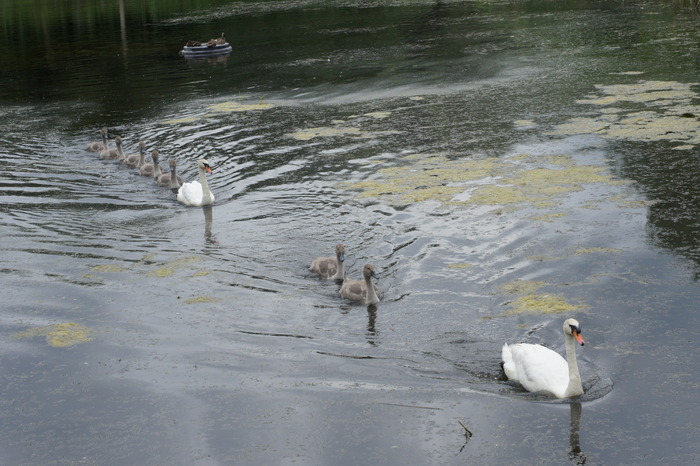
top-left (310, 243), bottom-right (346, 279)
top-left (177, 159), bottom-right (215, 206)
top-left (122, 141), bottom-right (146, 168)
top-left (501, 318), bottom-right (585, 399)
top-left (339, 264), bottom-right (379, 305)
top-left (86, 128), bottom-right (107, 152)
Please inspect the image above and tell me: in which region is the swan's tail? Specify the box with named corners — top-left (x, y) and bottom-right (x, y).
top-left (501, 343), bottom-right (516, 381)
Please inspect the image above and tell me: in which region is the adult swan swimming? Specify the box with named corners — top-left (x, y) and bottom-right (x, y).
top-left (501, 318), bottom-right (585, 399)
top-left (177, 159), bottom-right (215, 206)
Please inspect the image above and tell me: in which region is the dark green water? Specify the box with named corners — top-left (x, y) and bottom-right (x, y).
top-left (2, 0), bottom-right (700, 464)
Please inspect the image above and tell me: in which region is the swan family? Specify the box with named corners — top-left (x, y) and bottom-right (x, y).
top-left (86, 128), bottom-right (591, 400)
top-left (85, 128), bottom-right (214, 206)
top-left (309, 248), bottom-right (587, 397)
top-left (309, 243), bottom-right (586, 398)
top-left (310, 244), bottom-right (380, 305)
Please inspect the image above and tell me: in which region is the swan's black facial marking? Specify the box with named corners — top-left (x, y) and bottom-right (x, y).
top-left (570, 324), bottom-right (585, 346)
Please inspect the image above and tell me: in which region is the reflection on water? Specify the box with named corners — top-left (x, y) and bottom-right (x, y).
top-left (366, 303), bottom-right (378, 346)
top-left (569, 402), bottom-right (586, 465)
top-left (202, 205), bottom-right (216, 244)
top-left (2, 0), bottom-right (700, 464)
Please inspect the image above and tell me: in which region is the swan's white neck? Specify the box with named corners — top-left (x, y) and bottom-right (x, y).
top-left (364, 273), bottom-right (379, 305)
top-left (198, 165), bottom-right (213, 205)
top-left (564, 332), bottom-right (583, 398)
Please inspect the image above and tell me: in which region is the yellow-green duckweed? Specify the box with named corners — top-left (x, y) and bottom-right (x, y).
top-left (148, 266), bottom-right (176, 278)
top-left (499, 279), bottom-right (547, 295)
top-left (365, 111), bottom-right (391, 119)
top-left (506, 293), bottom-right (586, 315)
top-left (343, 151), bottom-right (622, 212)
top-left (184, 296), bottom-right (218, 304)
top-left (447, 263), bottom-right (473, 269)
top-left (495, 280), bottom-right (586, 316)
top-left (290, 126), bottom-right (363, 141)
top-left (209, 101), bottom-right (274, 112)
top-left (551, 80), bottom-right (700, 148)
top-left (15, 323), bottom-right (94, 348)
top-left (163, 117), bottom-right (200, 125)
top-left (90, 264), bottom-right (128, 273)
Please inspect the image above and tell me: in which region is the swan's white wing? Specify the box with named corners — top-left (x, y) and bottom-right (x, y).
top-left (177, 180), bottom-right (203, 206)
top-left (506, 343), bottom-right (569, 397)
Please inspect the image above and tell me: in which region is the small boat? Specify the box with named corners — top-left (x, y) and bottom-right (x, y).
top-left (180, 41), bottom-right (232, 56)
top-left (180, 33), bottom-right (232, 57)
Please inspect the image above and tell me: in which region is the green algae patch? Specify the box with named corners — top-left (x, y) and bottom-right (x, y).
top-left (553, 80), bottom-right (700, 145)
top-left (288, 126), bottom-right (400, 141)
top-left (342, 148), bottom-right (625, 214)
top-left (163, 117), bottom-right (200, 125)
top-left (527, 212), bottom-right (565, 222)
top-left (447, 263), bottom-right (472, 269)
top-left (15, 323), bottom-right (94, 348)
top-left (209, 101), bottom-right (274, 112)
top-left (365, 111), bottom-right (391, 119)
top-left (343, 154), bottom-right (506, 205)
top-left (529, 246), bottom-right (623, 262)
top-left (466, 184), bottom-right (541, 206)
top-left (289, 126), bottom-right (363, 141)
top-left (500, 280), bottom-right (547, 295)
top-left (148, 266), bottom-right (175, 278)
top-left (90, 264), bottom-right (127, 273)
top-left (171, 256), bottom-right (202, 266)
top-left (461, 161), bottom-right (618, 208)
top-left (494, 280), bottom-right (586, 317)
top-left (506, 294), bottom-right (586, 316)
top-left (184, 296), bottom-right (218, 304)
top-left (573, 247), bottom-right (623, 255)
top-left (145, 256), bottom-right (204, 278)
top-left (514, 166), bottom-right (611, 187)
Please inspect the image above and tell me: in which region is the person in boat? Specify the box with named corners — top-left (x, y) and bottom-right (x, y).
top-left (206, 33), bottom-right (226, 47)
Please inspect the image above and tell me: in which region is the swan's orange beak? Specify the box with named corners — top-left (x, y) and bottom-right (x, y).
top-left (573, 329), bottom-right (585, 346)
top-left (204, 164), bottom-right (212, 173)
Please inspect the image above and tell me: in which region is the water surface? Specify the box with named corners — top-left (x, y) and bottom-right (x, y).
top-left (2, 0), bottom-right (700, 464)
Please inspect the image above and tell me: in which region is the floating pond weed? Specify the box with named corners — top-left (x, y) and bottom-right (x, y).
top-left (506, 294), bottom-right (586, 316)
top-left (494, 280), bottom-right (586, 317)
top-left (553, 79), bottom-right (700, 148)
top-left (342, 148), bottom-right (625, 215)
top-left (14, 323), bottom-right (94, 348)
top-left (209, 100), bottom-right (274, 112)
